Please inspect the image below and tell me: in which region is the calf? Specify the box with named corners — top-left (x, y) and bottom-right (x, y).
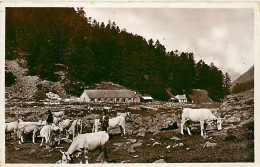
top-left (60, 131), bottom-right (109, 164)
top-left (181, 108), bottom-right (223, 136)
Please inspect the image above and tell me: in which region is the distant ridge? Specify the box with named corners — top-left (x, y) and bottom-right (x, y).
top-left (232, 66), bottom-right (254, 87)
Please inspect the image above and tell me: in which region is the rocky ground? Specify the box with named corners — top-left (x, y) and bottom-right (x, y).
top-left (5, 89), bottom-right (254, 163)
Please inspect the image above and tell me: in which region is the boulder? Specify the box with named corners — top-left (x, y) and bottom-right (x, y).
top-left (203, 142), bottom-right (217, 148)
top-left (137, 132), bottom-right (145, 137)
top-left (153, 159), bottom-right (166, 163)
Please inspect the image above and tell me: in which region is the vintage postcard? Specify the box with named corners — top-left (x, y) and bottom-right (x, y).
top-left (0, 1), bottom-right (259, 167)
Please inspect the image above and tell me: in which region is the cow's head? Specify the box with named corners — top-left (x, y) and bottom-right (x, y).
top-left (60, 150), bottom-right (72, 164)
top-left (213, 118), bottom-right (224, 130)
top-left (51, 124), bottom-right (59, 131)
top-left (126, 112), bottom-right (131, 119)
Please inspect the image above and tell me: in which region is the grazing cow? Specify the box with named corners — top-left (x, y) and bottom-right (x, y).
top-left (60, 131), bottom-right (109, 164)
top-left (67, 119), bottom-right (82, 139)
top-left (38, 123), bottom-right (59, 147)
top-left (5, 121), bottom-right (19, 139)
top-left (93, 116), bottom-right (126, 135)
top-left (17, 120), bottom-right (44, 144)
top-left (181, 108), bottom-right (223, 136)
top-left (52, 111), bottom-right (65, 117)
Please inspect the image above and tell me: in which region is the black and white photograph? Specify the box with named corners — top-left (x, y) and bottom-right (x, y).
top-left (1, 1), bottom-right (259, 165)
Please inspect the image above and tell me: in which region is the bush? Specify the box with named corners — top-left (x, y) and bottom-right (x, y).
top-left (5, 71), bottom-right (16, 87)
top-left (243, 122), bottom-right (254, 131)
top-left (34, 90), bottom-right (47, 101)
top-left (225, 135), bottom-right (236, 141)
top-left (244, 132), bottom-right (254, 140)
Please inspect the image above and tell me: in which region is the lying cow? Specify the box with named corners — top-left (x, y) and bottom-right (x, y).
top-left (60, 131), bottom-right (109, 164)
top-left (5, 121), bottom-right (19, 139)
top-left (17, 120), bottom-right (44, 144)
top-left (93, 116), bottom-right (126, 135)
top-left (181, 108), bottom-right (223, 136)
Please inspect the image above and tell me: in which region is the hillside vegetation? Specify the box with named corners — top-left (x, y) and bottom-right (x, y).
top-left (6, 8), bottom-right (231, 101)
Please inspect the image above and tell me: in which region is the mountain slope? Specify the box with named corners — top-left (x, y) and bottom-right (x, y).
top-left (231, 66), bottom-right (254, 94)
top-left (232, 66), bottom-right (254, 87)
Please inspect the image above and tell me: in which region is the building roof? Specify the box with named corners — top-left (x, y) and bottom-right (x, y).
top-left (82, 90), bottom-right (135, 99)
top-left (176, 95), bottom-right (187, 100)
top-left (141, 96), bottom-right (153, 100)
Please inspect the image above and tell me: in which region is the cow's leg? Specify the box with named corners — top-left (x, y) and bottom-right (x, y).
top-left (180, 120), bottom-right (185, 135)
top-left (20, 132), bottom-right (24, 143)
top-left (97, 146), bottom-right (105, 163)
top-left (200, 121), bottom-right (204, 136)
top-left (186, 121), bottom-right (192, 135)
top-left (203, 122), bottom-right (208, 135)
top-left (32, 132), bottom-right (36, 144)
top-left (84, 149), bottom-right (88, 164)
top-left (104, 146), bottom-right (108, 160)
top-left (79, 148), bottom-right (84, 164)
top-left (40, 137), bottom-right (44, 146)
top-left (121, 124), bottom-right (126, 135)
top-left (13, 130), bottom-right (17, 140)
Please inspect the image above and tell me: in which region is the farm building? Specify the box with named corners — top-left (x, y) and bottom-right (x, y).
top-left (140, 96), bottom-right (153, 103)
top-left (174, 94), bottom-right (187, 103)
top-left (79, 89), bottom-right (139, 103)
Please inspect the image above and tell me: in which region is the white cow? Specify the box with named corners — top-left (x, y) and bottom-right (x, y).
top-left (52, 111), bottom-right (65, 117)
top-left (67, 119), bottom-right (83, 139)
top-left (93, 116), bottom-right (126, 135)
top-left (92, 119), bottom-right (101, 133)
top-left (5, 121), bottom-right (19, 139)
top-left (116, 112), bottom-right (131, 119)
top-left (60, 131), bottom-right (109, 164)
top-left (38, 123), bottom-right (59, 147)
top-left (53, 116), bottom-right (61, 124)
top-left (59, 119), bottom-right (71, 137)
top-left (181, 108), bottom-right (223, 136)
top-left (17, 120), bottom-right (44, 144)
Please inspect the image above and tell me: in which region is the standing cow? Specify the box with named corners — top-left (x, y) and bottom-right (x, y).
top-left (181, 108), bottom-right (223, 136)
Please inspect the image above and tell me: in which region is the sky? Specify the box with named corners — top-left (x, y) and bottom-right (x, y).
top-left (83, 8), bottom-right (254, 82)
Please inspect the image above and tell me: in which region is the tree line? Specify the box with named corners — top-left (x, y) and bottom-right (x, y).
top-left (6, 8), bottom-right (231, 101)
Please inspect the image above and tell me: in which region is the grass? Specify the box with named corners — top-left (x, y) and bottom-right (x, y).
top-left (5, 104), bottom-right (254, 163)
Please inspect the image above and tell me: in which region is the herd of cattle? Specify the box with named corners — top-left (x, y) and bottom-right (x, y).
top-left (5, 108), bottom-right (223, 164)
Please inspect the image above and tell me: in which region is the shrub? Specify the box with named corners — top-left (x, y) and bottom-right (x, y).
top-left (243, 122), bottom-right (254, 131)
top-left (225, 135), bottom-right (236, 141)
top-left (244, 132), bottom-right (254, 140)
top-left (5, 71), bottom-right (16, 87)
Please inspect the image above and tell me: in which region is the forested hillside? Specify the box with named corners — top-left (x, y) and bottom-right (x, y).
top-left (5, 8), bottom-right (231, 101)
